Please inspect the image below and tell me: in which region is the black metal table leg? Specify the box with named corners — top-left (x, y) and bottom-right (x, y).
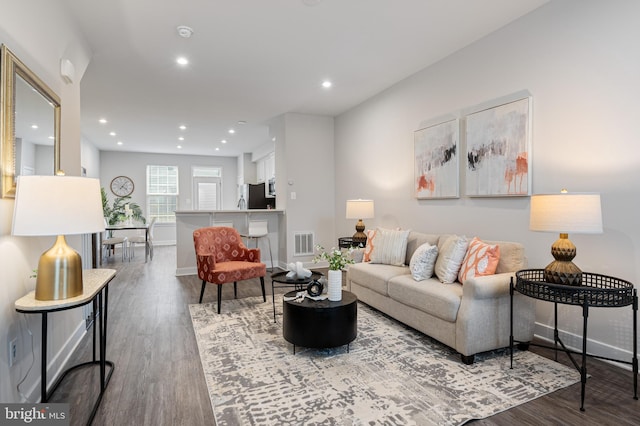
top-left (580, 300), bottom-right (589, 411)
top-left (510, 277), bottom-right (514, 369)
top-left (41, 312), bottom-right (48, 402)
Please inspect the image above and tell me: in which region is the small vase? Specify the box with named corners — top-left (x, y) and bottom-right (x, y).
top-left (328, 269), bottom-right (342, 301)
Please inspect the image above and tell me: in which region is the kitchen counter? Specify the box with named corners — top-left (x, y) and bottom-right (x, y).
top-left (175, 209), bottom-right (284, 276)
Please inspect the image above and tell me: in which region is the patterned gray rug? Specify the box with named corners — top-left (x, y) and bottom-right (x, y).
top-left (189, 297), bottom-right (579, 425)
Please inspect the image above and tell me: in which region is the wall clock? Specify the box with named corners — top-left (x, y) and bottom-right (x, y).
top-left (110, 175), bottom-right (134, 197)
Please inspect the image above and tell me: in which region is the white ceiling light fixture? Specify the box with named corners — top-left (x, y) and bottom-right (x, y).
top-left (322, 80), bottom-right (332, 89)
top-left (178, 136), bottom-right (184, 141)
top-left (179, 125), bottom-right (186, 130)
top-left (109, 131), bottom-right (116, 136)
top-left (117, 141), bottom-right (123, 146)
top-left (228, 129), bottom-right (235, 134)
top-left (99, 118), bottom-right (107, 124)
top-left (221, 139), bottom-right (227, 144)
top-left (177, 25), bottom-right (194, 38)
top-left (176, 57), bottom-right (189, 66)
top-left (177, 145), bottom-right (182, 149)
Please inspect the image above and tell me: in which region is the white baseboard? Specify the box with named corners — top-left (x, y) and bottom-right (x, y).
top-left (534, 322), bottom-right (635, 371)
top-left (176, 266), bottom-right (197, 276)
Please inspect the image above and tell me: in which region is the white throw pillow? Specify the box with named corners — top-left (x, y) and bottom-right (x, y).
top-left (434, 235), bottom-right (469, 283)
top-left (409, 243), bottom-right (439, 281)
top-left (369, 228), bottom-right (410, 266)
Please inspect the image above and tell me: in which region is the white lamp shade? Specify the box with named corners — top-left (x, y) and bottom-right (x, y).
top-left (529, 193), bottom-right (603, 234)
top-left (12, 175), bottom-right (106, 236)
top-left (346, 199), bottom-right (375, 219)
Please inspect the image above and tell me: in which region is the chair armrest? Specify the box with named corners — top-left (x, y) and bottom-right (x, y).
top-left (246, 247), bottom-right (261, 262)
top-left (462, 272), bottom-right (515, 300)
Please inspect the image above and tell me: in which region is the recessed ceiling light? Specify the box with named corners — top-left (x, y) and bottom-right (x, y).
top-left (176, 25), bottom-right (194, 38)
top-left (109, 131), bottom-right (116, 136)
top-left (215, 147), bottom-right (220, 151)
top-left (176, 57), bottom-right (189, 66)
top-left (221, 139), bottom-right (227, 144)
top-left (178, 136), bottom-right (184, 141)
top-left (31, 124), bottom-right (38, 129)
top-left (272, 137), bottom-right (276, 142)
top-left (177, 145), bottom-right (182, 149)
top-left (179, 125), bottom-right (186, 130)
top-left (99, 118), bottom-right (107, 124)
top-left (322, 80), bottom-right (332, 89)
top-left (228, 129), bottom-right (235, 134)
top-left (117, 141), bottom-right (123, 145)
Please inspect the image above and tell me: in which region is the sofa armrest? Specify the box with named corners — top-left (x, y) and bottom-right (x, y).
top-left (462, 272), bottom-right (515, 300)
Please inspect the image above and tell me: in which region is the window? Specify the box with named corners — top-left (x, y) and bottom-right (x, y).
top-left (192, 166), bottom-right (222, 210)
top-left (147, 165), bottom-right (178, 223)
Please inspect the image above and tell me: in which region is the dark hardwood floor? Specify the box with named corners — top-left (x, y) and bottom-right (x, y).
top-left (53, 246), bottom-right (638, 425)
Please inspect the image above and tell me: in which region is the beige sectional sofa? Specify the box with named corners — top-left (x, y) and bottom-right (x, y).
top-left (346, 231), bottom-right (535, 364)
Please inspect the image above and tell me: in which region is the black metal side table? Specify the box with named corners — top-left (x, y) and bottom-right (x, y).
top-left (338, 237), bottom-right (366, 249)
top-left (270, 270), bottom-right (323, 322)
top-left (510, 269), bottom-right (637, 411)
top-left (15, 269), bottom-right (116, 425)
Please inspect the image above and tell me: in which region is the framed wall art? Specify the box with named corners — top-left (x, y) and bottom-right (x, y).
top-left (464, 96), bottom-right (531, 197)
top-left (414, 118), bottom-right (459, 199)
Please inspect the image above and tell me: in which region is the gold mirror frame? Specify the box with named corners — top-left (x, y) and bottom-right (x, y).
top-left (1, 44), bottom-right (61, 198)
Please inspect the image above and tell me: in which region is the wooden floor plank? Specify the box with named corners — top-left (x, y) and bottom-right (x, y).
top-left (50, 246), bottom-right (638, 425)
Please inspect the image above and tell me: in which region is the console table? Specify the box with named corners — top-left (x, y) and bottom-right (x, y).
top-left (510, 269), bottom-right (637, 411)
top-left (15, 269), bottom-right (116, 425)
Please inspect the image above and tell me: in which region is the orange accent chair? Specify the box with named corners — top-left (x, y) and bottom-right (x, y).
top-left (193, 226), bottom-right (266, 313)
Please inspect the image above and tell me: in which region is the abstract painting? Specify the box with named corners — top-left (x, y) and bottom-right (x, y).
top-left (464, 97), bottom-right (531, 197)
top-left (414, 118), bottom-right (459, 199)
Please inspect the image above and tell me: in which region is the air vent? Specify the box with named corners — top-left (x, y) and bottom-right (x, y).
top-left (294, 232), bottom-right (314, 256)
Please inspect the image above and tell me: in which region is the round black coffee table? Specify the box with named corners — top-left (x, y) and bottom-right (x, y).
top-left (282, 290), bottom-right (357, 354)
top-left (271, 270), bottom-right (323, 322)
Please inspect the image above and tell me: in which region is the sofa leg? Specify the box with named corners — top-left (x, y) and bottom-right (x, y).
top-left (517, 342), bottom-right (530, 351)
top-left (460, 354), bottom-right (475, 365)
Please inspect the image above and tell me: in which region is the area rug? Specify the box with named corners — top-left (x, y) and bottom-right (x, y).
top-left (189, 297), bottom-right (579, 425)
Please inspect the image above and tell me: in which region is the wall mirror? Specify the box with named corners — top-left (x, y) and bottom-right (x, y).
top-left (1, 44), bottom-right (61, 198)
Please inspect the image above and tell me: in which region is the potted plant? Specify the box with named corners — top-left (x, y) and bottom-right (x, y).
top-left (101, 187), bottom-right (146, 225)
top-left (313, 245), bottom-right (355, 301)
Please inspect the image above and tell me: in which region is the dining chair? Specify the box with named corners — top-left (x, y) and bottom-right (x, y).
top-left (241, 220), bottom-right (274, 271)
top-left (129, 217), bottom-right (156, 260)
top-left (102, 218), bottom-right (128, 261)
top-left (193, 226), bottom-right (266, 313)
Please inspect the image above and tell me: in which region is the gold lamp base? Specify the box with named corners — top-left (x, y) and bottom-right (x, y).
top-left (352, 219), bottom-right (367, 243)
top-left (35, 235), bottom-right (84, 300)
top-left (543, 233), bottom-right (582, 286)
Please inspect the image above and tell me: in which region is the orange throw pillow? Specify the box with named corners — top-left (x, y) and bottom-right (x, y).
top-left (458, 237), bottom-right (500, 284)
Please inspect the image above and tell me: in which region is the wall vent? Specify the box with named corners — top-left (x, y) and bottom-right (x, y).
top-left (294, 232), bottom-right (315, 256)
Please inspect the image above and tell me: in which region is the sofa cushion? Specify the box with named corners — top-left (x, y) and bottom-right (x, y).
top-left (434, 234), bottom-right (469, 283)
top-left (458, 237), bottom-right (500, 284)
top-left (388, 275), bottom-right (462, 322)
top-left (347, 262), bottom-right (410, 296)
top-left (405, 232), bottom-right (440, 265)
top-left (409, 243), bottom-right (438, 281)
top-left (369, 228), bottom-right (410, 266)
top-left (488, 240), bottom-right (527, 274)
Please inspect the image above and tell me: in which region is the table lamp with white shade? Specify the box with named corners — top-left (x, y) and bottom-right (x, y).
top-left (529, 190), bottom-right (603, 286)
top-left (346, 199), bottom-right (375, 243)
top-left (12, 175), bottom-right (105, 300)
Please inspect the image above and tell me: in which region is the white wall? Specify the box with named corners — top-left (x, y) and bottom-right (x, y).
top-left (274, 113), bottom-right (335, 264)
top-left (0, 0), bottom-right (92, 403)
top-left (335, 0), bottom-right (640, 363)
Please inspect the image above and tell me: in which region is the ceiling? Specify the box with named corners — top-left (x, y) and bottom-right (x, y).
top-left (60, 0), bottom-right (548, 158)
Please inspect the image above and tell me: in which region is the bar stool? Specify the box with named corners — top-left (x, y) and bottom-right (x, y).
top-left (241, 220), bottom-right (274, 271)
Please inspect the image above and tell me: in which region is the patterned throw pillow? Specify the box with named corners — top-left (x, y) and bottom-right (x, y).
top-left (369, 228), bottom-right (411, 266)
top-left (409, 243), bottom-right (439, 281)
top-left (458, 237), bottom-right (501, 284)
top-left (362, 229), bottom-right (378, 262)
top-left (434, 235), bottom-right (469, 283)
